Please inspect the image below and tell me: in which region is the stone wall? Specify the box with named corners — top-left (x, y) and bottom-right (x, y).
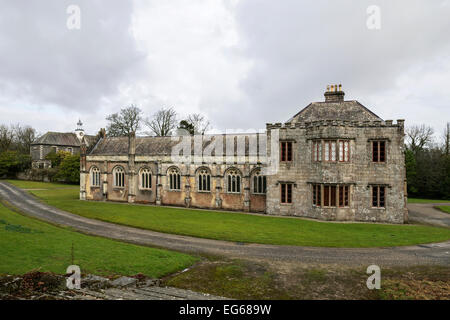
top-left (83, 154), bottom-right (266, 213)
top-left (265, 120), bottom-right (407, 223)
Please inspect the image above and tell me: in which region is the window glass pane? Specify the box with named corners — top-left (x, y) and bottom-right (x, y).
top-left (345, 141), bottom-right (349, 162)
top-left (324, 186), bottom-right (329, 206)
top-left (380, 141), bottom-right (386, 162)
top-left (380, 186), bottom-right (385, 207)
top-left (318, 143), bottom-right (322, 161)
top-left (344, 186), bottom-right (349, 206)
top-left (373, 142), bottom-right (379, 162)
top-left (331, 142), bottom-right (336, 161)
top-left (372, 186), bottom-right (378, 207)
top-left (331, 186), bottom-right (336, 206)
top-left (287, 142), bottom-right (292, 161)
top-left (263, 177), bottom-right (266, 193)
top-left (281, 142), bottom-right (286, 161)
top-left (313, 185), bottom-right (317, 205)
top-left (281, 184), bottom-right (286, 203)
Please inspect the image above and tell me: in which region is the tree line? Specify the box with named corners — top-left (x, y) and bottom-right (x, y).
top-left (405, 123), bottom-right (450, 199)
top-left (0, 124), bottom-right (36, 177)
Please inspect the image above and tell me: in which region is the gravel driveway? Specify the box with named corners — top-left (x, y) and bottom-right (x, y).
top-left (407, 203), bottom-right (450, 228)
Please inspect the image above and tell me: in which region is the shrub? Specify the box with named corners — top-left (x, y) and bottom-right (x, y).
top-left (0, 151), bottom-right (31, 178)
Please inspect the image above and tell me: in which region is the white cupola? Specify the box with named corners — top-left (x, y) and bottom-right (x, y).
top-left (75, 119), bottom-right (85, 141)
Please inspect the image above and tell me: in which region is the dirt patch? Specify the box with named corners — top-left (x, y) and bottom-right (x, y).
top-left (164, 259), bottom-right (450, 300)
top-left (0, 271), bottom-right (67, 299)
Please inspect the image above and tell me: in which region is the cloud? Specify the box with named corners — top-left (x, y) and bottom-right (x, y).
top-left (0, 0), bottom-right (145, 115)
top-left (226, 0), bottom-right (450, 134)
top-left (0, 0), bottom-right (449, 139)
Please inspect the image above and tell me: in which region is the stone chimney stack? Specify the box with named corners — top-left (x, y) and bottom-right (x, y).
top-left (324, 84), bottom-right (345, 102)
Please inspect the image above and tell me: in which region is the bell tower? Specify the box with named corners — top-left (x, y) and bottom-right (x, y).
top-left (75, 119), bottom-right (85, 141)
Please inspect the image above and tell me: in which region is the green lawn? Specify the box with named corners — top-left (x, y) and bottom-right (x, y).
top-left (436, 206), bottom-right (450, 214)
top-left (5, 180), bottom-right (450, 248)
top-left (0, 201), bottom-right (197, 276)
top-left (408, 198), bottom-right (450, 204)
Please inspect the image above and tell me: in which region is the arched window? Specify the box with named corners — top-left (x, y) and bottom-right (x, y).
top-left (139, 168), bottom-right (152, 190)
top-left (113, 166), bottom-right (125, 188)
top-left (226, 168), bottom-right (241, 193)
top-left (168, 167), bottom-right (181, 190)
top-left (90, 166), bottom-right (100, 187)
top-left (197, 168), bottom-right (211, 192)
top-left (252, 169), bottom-right (266, 194)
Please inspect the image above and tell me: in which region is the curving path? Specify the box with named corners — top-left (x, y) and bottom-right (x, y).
top-left (0, 181), bottom-right (449, 267)
top-left (408, 203), bottom-right (450, 228)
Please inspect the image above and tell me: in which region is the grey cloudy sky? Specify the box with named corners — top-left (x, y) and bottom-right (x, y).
top-left (1, 0), bottom-right (449, 141)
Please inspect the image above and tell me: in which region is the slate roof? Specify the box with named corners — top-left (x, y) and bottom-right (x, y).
top-left (89, 134), bottom-right (265, 157)
top-left (288, 100), bottom-right (383, 123)
top-left (32, 132), bottom-right (96, 147)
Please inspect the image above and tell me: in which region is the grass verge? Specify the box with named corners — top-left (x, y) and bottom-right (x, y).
top-left (408, 198), bottom-right (450, 204)
top-left (435, 206), bottom-right (450, 214)
top-left (5, 180), bottom-right (450, 248)
top-left (0, 201), bottom-right (197, 277)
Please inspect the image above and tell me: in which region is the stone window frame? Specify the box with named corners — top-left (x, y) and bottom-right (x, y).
top-left (112, 165), bottom-right (126, 188)
top-left (167, 166), bottom-right (181, 191)
top-left (312, 184), bottom-right (321, 206)
top-left (90, 166), bottom-right (101, 187)
top-left (312, 140), bottom-right (322, 162)
top-left (280, 141), bottom-right (293, 162)
top-left (280, 183), bottom-right (293, 204)
top-left (225, 167), bottom-right (242, 194)
top-left (370, 139), bottom-right (387, 163)
top-left (196, 167), bottom-right (211, 193)
top-left (312, 184), bottom-right (351, 208)
top-left (67, 147), bottom-right (73, 154)
top-left (312, 139), bottom-right (351, 163)
top-left (139, 167), bottom-right (152, 190)
top-left (338, 140), bottom-right (350, 162)
top-left (251, 168), bottom-right (267, 195)
top-left (371, 185), bottom-right (386, 208)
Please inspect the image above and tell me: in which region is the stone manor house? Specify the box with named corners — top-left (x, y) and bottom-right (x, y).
top-left (79, 86), bottom-right (408, 223)
top-left (31, 120), bottom-right (95, 169)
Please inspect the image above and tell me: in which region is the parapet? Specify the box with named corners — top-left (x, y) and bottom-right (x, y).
top-left (266, 120), bottom-right (405, 130)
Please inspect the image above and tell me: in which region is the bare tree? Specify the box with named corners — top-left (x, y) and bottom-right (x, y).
top-left (406, 124), bottom-right (434, 153)
top-left (443, 122), bottom-right (450, 156)
top-left (13, 124), bottom-right (36, 154)
top-left (146, 107), bottom-right (178, 136)
top-left (187, 113), bottom-right (211, 135)
top-left (106, 104), bottom-right (142, 137)
top-left (0, 124), bottom-right (15, 153)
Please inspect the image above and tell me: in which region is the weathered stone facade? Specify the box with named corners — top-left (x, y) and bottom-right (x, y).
top-left (31, 121), bottom-right (95, 168)
top-left (80, 86), bottom-right (407, 223)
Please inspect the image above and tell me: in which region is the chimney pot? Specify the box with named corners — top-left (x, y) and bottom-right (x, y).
top-left (324, 83), bottom-right (345, 102)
